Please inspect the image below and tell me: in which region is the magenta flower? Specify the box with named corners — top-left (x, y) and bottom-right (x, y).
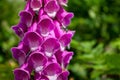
top-left (11, 47), bottom-right (26, 65)
top-left (19, 11), bottom-right (33, 27)
top-left (12, 23), bottom-right (27, 38)
top-left (37, 15), bottom-right (55, 36)
top-left (27, 51), bottom-right (47, 72)
top-left (44, 0), bottom-right (60, 18)
top-left (14, 63), bottom-right (32, 80)
top-left (42, 63), bottom-right (62, 80)
top-left (57, 7), bottom-right (74, 27)
top-left (59, 31), bottom-right (75, 51)
top-left (30, 0), bottom-right (42, 11)
top-left (14, 68), bottom-right (30, 80)
top-left (41, 38), bottom-right (60, 57)
top-left (11, 0), bottom-right (74, 80)
top-left (57, 71), bottom-right (69, 80)
top-left (23, 32), bottom-right (43, 51)
top-left (55, 51), bottom-right (73, 69)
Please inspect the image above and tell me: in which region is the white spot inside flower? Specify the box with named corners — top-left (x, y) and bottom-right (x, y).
top-left (29, 40), bottom-right (39, 51)
top-left (48, 75), bottom-right (57, 80)
top-left (33, 8), bottom-right (40, 11)
top-left (45, 51), bottom-right (52, 57)
top-left (41, 32), bottom-right (49, 37)
top-left (31, 47), bottom-right (38, 51)
top-left (35, 66), bottom-right (43, 72)
top-left (60, 43), bottom-right (65, 51)
top-left (61, 62), bottom-right (64, 69)
top-left (47, 12), bottom-right (56, 18)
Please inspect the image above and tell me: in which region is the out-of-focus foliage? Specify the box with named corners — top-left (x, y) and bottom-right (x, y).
top-left (68, 0), bottom-right (120, 80)
top-left (0, 0), bottom-right (25, 79)
top-left (0, 0), bottom-right (120, 80)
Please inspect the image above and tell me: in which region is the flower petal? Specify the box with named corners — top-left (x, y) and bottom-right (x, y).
top-left (62, 12), bottom-right (74, 26)
top-left (62, 51), bottom-right (73, 68)
top-left (44, 0), bottom-right (60, 18)
top-left (59, 31), bottom-right (75, 51)
top-left (53, 20), bottom-right (64, 39)
top-left (17, 41), bottom-right (30, 54)
top-left (37, 15), bottom-right (55, 37)
top-left (41, 38), bottom-right (60, 57)
top-left (55, 51), bottom-right (73, 68)
top-left (12, 25), bottom-right (24, 38)
top-left (57, 71), bottom-right (69, 80)
top-left (14, 68), bottom-right (30, 80)
top-left (30, 0), bottom-right (42, 11)
top-left (19, 10), bottom-right (33, 27)
top-left (57, 8), bottom-right (74, 27)
top-left (11, 47), bottom-right (26, 65)
top-left (25, 0), bottom-right (35, 15)
top-left (43, 63), bottom-right (62, 76)
top-left (23, 32), bottom-right (43, 51)
top-left (28, 52), bottom-right (47, 72)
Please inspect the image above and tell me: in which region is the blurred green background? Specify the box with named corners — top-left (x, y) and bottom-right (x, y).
top-left (0, 0), bottom-right (120, 80)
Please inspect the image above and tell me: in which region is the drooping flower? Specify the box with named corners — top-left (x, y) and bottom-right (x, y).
top-left (57, 71), bottom-right (69, 80)
top-left (59, 31), bottom-right (75, 51)
top-left (55, 50), bottom-right (73, 69)
top-left (41, 38), bottom-right (60, 57)
top-left (12, 11), bottom-right (33, 38)
top-left (14, 68), bottom-right (30, 80)
top-left (37, 15), bottom-right (55, 37)
top-left (23, 32), bottom-right (43, 51)
top-left (42, 63), bottom-right (62, 80)
top-left (11, 0), bottom-right (74, 80)
top-left (30, 0), bottom-right (42, 11)
top-left (19, 11), bottom-right (33, 27)
top-left (44, 0), bottom-right (60, 18)
top-left (57, 7), bottom-right (74, 27)
top-left (27, 51), bottom-right (47, 72)
top-left (11, 47), bottom-right (26, 65)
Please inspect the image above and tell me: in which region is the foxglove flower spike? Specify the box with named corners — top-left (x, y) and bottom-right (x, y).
top-left (11, 0), bottom-right (74, 79)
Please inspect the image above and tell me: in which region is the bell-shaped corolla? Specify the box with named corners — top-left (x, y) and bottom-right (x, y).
top-left (14, 68), bottom-right (30, 80)
top-left (19, 10), bottom-right (33, 27)
top-left (53, 20), bottom-right (65, 39)
top-left (11, 47), bottom-right (26, 65)
top-left (57, 8), bottom-right (74, 27)
top-left (12, 23), bottom-right (27, 38)
top-left (41, 38), bottom-right (60, 57)
top-left (30, 0), bottom-right (42, 11)
top-left (27, 52), bottom-right (47, 72)
top-left (16, 41), bottom-right (30, 54)
top-left (23, 32), bottom-right (43, 51)
top-left (37, 15), bottom-right (55, 37)
top-left (43, 63), bottom-right (62, 80)
top-left (44, 0), bottom-right (60, 18)
top-left (57, 71), bottom-right (69, 80)
top-left (59, 31), bottom-right (74, 51)
top-left (55, 51), bottom-right (73, 69)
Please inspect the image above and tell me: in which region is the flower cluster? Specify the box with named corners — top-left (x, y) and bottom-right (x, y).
top-left (11, 0), bottom-right (74, 80)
